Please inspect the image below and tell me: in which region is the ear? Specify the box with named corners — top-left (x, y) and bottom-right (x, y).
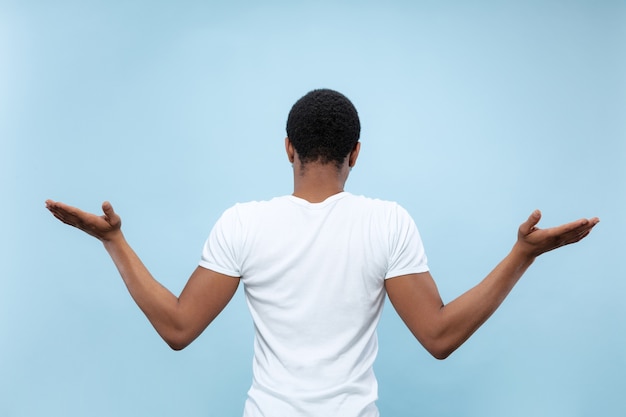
top-left (285, 137), bottom-right (295, 163)
top-left (348, 142), bottom-right (361, 168)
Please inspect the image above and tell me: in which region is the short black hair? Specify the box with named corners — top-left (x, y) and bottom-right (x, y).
top-left (286, 89), bottom-right (360, 167)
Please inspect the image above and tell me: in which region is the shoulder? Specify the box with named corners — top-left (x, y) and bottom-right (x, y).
top-left (218, 195), bottom-right (293, 221)
top-left (342, 193), bottom-right (410, 217)
top-left (231, 195), bottom-right (291, 212)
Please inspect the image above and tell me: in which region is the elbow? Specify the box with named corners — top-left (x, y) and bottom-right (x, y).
top-left (421, 337), bottom-right (458, 360)
top-left (163, 331), bottom-right (193, 351)
top-left (429, 347), bottom-right (453, 360)
top-left (167, 340), bottom-right (189, 351)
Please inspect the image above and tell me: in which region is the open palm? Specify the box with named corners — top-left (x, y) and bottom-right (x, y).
top-left (46, 200), bottom-right (122, 241)
top-left (517, 210), bottom-right (599, 257)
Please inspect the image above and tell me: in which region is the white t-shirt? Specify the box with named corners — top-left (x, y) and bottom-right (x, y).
top-left (199, 192), bottom-right (429, 417)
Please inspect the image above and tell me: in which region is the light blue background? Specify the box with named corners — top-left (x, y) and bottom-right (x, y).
top-left (1, 1), bottom-right (624, 416)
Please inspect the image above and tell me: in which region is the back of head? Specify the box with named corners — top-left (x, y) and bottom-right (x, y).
top-left (286, 89), bottom-right (361, 167)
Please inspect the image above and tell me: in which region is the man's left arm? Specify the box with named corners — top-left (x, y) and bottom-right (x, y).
top-left (385, 210), bottom-right (599, 359)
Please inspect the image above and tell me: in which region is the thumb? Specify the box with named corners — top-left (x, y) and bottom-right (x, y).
top-left (519, 209), bottom-right (541, 236)
top-left (102, 201), bottom-right (118, 222)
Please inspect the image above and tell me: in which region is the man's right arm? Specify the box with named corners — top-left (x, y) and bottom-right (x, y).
top-left (102, 233), bottom-right (239, 350)
top-left (46, 200), bottom-right (239, 350)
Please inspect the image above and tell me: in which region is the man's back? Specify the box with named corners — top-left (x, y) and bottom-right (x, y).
top-left (200, 192), bottom-right (428, 416)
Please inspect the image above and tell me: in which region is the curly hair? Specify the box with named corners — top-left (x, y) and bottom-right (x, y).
top-left (286, 89), bottom-right (360, 167)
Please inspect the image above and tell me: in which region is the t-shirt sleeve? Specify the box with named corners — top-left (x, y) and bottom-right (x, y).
top-left (385, 204), bottom-right (429, 279)
top-left (198, 206), bottom-right (242, 277)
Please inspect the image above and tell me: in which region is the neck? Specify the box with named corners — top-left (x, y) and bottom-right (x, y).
top-left (292, 161), bottom-right (350, 203)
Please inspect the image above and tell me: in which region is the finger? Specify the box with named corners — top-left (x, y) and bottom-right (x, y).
top-left (575, 218), bottom-right (600, 236)
top-left (50, 210), bottom-right (73, 225)
top-left (46, 201), bottom-right (69, 219)
top-left (49, 206), bottom-right (83, 228)
top-left (546, 217), bottom-right (600, 248)
top-left (46, 201), bottom-right (93, 228)
top-left (101, 201), bottom-right (121, 226)
top-left (558, 226), bottom-right (594, 248)
top-left (550, 218), bottom-right (592, 236)
top-left (47, 200), bottom-right (79, 216)
top-left (102, 201), bottom-right (115, 217)
top-left (519, 209), bottom-right (541, 235)
top-left (50, 203), bottom-right (83, 221)
top-left (45, 199), bottom-right (62, 212)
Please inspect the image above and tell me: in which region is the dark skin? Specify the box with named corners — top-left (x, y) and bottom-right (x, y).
top-left (46, 138), bottom-right (599, 355)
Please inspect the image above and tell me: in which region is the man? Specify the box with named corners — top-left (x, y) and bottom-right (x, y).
top-left (46, 89), bottom-right (599, 416)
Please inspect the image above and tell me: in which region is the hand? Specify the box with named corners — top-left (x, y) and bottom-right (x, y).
top-left (46, 200), bottom-right (122, 242)
top-left (515, 209), bottom-right (599, 258)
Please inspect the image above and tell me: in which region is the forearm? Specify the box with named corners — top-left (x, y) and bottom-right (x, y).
top-left (434, 244), bottom-right (535, 357)
top-left (102, 232), bottom-right (183, 346)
